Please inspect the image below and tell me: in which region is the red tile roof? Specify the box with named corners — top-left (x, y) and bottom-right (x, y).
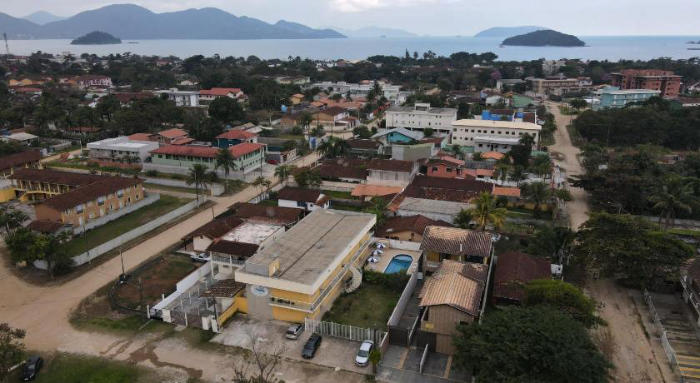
top-left (420, 226), bottom-right (493, 258)
top-left (128, 133), bottom-right (157, 141)
top-left (11, 168), bottom-right (104, 186)
top-left (404, 175), bottom-right (493, 203)
top-left (183, 216), bottom-right (244, 240)
top-left (171, 137), bottom-right (195, 145)
top-left (41, 176), bottom-right (143, 211)
top-left (0, 150), bottom-right (41, 171)
top-left (228, 202), bottom-right (303, 225)
top-left (367, 158), bottom-right (415, 173)
top-left (229, 142), bottom-right (264, 158)
top-left (216, 130), bottom-right (257, 140)
top-left (151, 145), bottom-right (219, 158)
top-left (493, 251), bottom-right (551, 303)
top-left (317, 158), bottom-right (368, 180)
top-left (158, 128), bottom-right (188, 139)
top-left (28, 220), bottom-right (65, 234)
top-left (207, 240), bottom-right (259, 258)
top-left (278, 187), bottom-right (323, 203)
top-left (200, 88), bottom-right (242, 96)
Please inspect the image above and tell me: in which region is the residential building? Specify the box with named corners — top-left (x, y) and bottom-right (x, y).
top-left (146, 143), bottom-right (265, 176)
top-left (234, 209), bottom-right (376, 322)
top-left (451, 118), bottom-right (541, 153)
top-left (385, 103), bottom-right (457, 135)
top-left (366, 158), bottom-right (417, 187)
top-left (317, 158), bottom-right (368, 183)
top-left (541, 59), bottom-right (567, 75)
top-left (492, 251), bottom-right (551, 305)
top-left (227, 202), bottom-right (304, 228)
top-left (420, 226), bottom-right (493, 271)
top-left (375, 215), bottom-right (452, 242)
top-left (199, 88), bottom-right (245, 103)
top-left (313, 106), bottom-right (356, 129)
top-left (157, 128), bottom-right (191, 145)
top-left (594, 88), bottom-right (661, 110)
top-left (87, 136), bottom-right (160, 166)
top-left (34, 176), bottom-right (144, 227)
top-left (426, 158), bottom-right (467, 179)
top-left (275, 76), bottom-right (311, 86)
top-left (528, 76), bottom-right (595, 96)
top-left (418, 260), bottom-right (488, 354)
top-left (372, 127), bottom-right (423, 145)
top-left (183, 216), bottom-right (284, 255)
top-left (2, 132), bottom-right (39, 146)
top-left (0, 150), bottom-right (41, 178)
top-left (11, 168), bottom-right (107, 202)
top-left (307, 80), bottom-right (402, 103)
top-left (277, 187), bottom-right (330, 212)
top-left (156, 88), bottom-right (200, 107)
top-left (346, 139), bottom-right (383, 158)
top-left (350, 184), bottom-right (402, 201)
top-left (610, 69), bottom-right (682, 98)
top-left (76, 75), bottom-right (112, 89)
top-left (183, 216), bottom-right (246, 253)
top-left (215, 130), bottom-right (258, 148)
top-left (289, 93), bottom-right (305, 105)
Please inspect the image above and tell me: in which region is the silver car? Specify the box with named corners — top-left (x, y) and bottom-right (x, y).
top-left (285, 323), bottom-right (304, 340)
top-left (355, 340), bottom-right (374, 367)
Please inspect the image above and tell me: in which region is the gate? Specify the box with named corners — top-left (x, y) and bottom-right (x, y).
top-left (305, 318), bottom-right (386, 344)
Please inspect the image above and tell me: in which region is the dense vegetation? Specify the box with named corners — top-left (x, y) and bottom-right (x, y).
top-left (70, 31), bottom-right (122, 45)
top-left (502, 29), bottom-right (585, 47)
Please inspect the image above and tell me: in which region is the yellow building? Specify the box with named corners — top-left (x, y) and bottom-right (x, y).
top-left (420, 226), bottom-right (493, 273)
top-left (235, 209), bottom-right (376, 323)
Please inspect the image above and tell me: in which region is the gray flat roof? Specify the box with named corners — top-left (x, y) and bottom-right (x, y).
top-left (244, 209), bottom-right (375, 286)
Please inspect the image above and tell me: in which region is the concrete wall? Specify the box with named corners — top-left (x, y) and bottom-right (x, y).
top-left (34, 197), bottom-right (203, 270)
top-left (73, 193), bottom-right (160, 235)
top-left (143, 177), bottom-right (225, 196)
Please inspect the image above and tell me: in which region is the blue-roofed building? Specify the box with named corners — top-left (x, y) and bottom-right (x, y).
top-left (594, 88), bottom-right (661, 110)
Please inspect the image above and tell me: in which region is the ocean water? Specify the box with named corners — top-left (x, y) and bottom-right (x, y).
top-left (7, 36), bottom-right (700, 61)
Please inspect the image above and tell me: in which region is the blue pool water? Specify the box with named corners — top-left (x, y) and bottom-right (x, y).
top-left (384, 255), bottom-right (413, 274)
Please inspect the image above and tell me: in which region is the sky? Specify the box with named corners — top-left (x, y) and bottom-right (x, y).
top-left (6, 0), bottom-right (700, 36)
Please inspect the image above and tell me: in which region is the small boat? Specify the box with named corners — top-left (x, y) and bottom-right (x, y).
top-left (689, 47), bottom-right (700, 50)
top-left (127, 41), bottom-right (139, 44)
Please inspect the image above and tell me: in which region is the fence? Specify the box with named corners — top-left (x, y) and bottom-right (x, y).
top-left (34, 197), bottom-right (203, 270)
top-left (73, 194), bottom-right (160, 235)
top-left (305, 318), bottom-right (386, 345)
top-left (643, 290), bottom-right (683, 382)
top-left (144, 176), bottom-right (225, 196)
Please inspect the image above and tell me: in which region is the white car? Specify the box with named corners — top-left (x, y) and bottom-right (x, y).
top-left (355, 340), bottom-right (374, 367)
top-left (191, 253), bottom-right (210, 263)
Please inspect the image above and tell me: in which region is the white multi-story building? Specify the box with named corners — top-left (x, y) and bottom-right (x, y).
top-left (87, 136), bottom-right (160, 164)
top-left (451, 119), bottom-right (541, 153)
top-left (155, 88), bottom-right (200, 107)
top-left (308, 81), bottom-right (403, 103)
top-left (384, 103), bottom-right (457, 135)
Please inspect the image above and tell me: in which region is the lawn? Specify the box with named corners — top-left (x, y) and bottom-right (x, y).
top-left (257, 199), bottom-right (278, 206)
top-left (10, 353), bottom-right (155, 383)
top-left (323, 279), bottom-right (402, 330)
top-left (115, 254), bottom-right (200, 309)
top-left (61, 195), bottom-right (191, 256)
top-left (322, 189), bottom-right (354, 199)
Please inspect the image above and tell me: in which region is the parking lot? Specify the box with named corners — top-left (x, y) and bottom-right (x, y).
top-left (212, 318), bottom-right (371, 374)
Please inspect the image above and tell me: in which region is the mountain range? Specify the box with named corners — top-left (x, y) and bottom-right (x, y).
top-left (1, 4), bottom-right (345, 40)
top-left (474, 26), bottom-right (549, 38)
top-left (23, 11), bottom-right (65, 25)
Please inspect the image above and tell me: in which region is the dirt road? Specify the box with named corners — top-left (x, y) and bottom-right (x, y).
top-left (0, 152), bottom-right (359, 383)
top-left (546, 102), bottom-right (674, 382)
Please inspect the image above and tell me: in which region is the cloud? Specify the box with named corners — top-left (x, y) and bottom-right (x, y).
top-left (330, 0), bottom-right (444, 13)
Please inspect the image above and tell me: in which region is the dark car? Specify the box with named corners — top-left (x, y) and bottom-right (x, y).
top-left (301, 334), bottom-right (322, 359)
top-left (21, 356), bottom-right (43, 381)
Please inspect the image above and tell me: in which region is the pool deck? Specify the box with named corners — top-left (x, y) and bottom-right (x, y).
top-left (365, 247), bottom-right (422, 275)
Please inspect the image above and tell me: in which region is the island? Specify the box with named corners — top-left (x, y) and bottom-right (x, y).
top-left (70, 31), bottom-right (122, 45)
top-left (501, 30), bottom-right (585, 47)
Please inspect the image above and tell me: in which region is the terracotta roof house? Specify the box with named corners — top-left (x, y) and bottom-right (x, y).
top-left (351, 184), bottom-right (403, 200)
top-left (147, 142), bottom-right (266, 176)
top-left (128, 133), bottom-right (158, 142)
top-left (420, 226), bottom-right (493, 273)
top-left (199, 88), bottom-right (245, 102)
top-left (27, 219), bottom-right (69, 234)
top-left (418, 259), bottom-right (488, 354)
top-left (0, 150), bottom-right (41, 178)
top-left (206, 240), bottom-right (260, 264)
top-left (366, 158), bottom-right (418, 187)
top-left (317, 158), bottom-right (368, 183)
top-left (216, 130), bottom-right (258, 149)
top-left (157, 128), bottom-right (189, 144)
top-left (277, 187), bottom-right (330, 212)
top-left (375, 215), bottom-right (452, 242)
top-left (346, 139), bottom-right (383, 158)
top-left (492, 251), bottom-right (551, 305)
top-left (228, 202), bottom-right (304, 227)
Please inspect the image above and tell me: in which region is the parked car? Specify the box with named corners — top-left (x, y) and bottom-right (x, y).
top-left (285, 323), bottom-right (304, 340)
top-left (21, 356), bottom-right (43, 381)
top-left (191, 253), bottom-right (210, 263)
top-left (355, 340), bottom-right (374, 367)
top-left (302, 333), bottom-right (322, 359)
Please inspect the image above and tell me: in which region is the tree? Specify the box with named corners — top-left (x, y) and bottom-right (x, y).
top-left (187, 164), bottom-right (209, 201)
top-left (252, 176), bottom-right (272, 198)
top-left (299, 112), bottom-right (313, 132)
top-left (575, 213), bottom-right (694, 288)
top-left (209, 97), bottom-right (245, 123)
top-left (317, 137), bottom-right (349, 158)
top-left (569, 98), bottom-right (588, 110)
top-left (215, 147), bottom-right (237, 193)
top-left (508, 165), bottom-right (526, 185)
top-left (520, 182), bottom-right (551, 217)
top-left (353, 125), bottom-right (372, 139)
top-left (0, 323), bottom-right (26, 382)
top-left (531, 154), bottom-right (553, 179)
top-left (274, 165), bottom-right (295, 186)
top-left (33, 231), bottom-right (72, 278)
top-left (527, 225), bottom-right (575, 263)
top-left (367, 197), bottom-right (388, 226)
top-left (0, 206), bottom-right (28, 235)
top-left (468, 192), bottom-right (507, 230)
top-left (449, 144), bottom-right (464, 160)
top-left (453, 307), bottom-right (610, 383)
top-left (509, 134), bottom-right (535, 167)
top-left (423, 128), bottom-right (434, 137)
top-left (454, 209), bottom-right (472, 229)
top-left (4, 227), bottom-right (37, 263)
top-left (369, 349), bottom-right (382, 375)
top-left (524, 279), bottom-right (602, 328)
top-left (232, 333), bottom-right (285, 383)
top-left (649, 175), bottom-right (695, 229)
top-left (294, 168), bottom-right (321, 188)
top-left (493, 163), bottom-right (510, 184)
top-left (471, 152), bottom-right (483, 161)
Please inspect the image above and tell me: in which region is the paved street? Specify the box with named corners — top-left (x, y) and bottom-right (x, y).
top-left (0, 151), bottom-right (362, 383)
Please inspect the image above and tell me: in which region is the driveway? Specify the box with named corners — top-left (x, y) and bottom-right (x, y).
top-left (213, 318), bottom-right (369, 374)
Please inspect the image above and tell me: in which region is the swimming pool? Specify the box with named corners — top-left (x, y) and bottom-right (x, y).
top-left (384, 254), bottom-right (413, 274)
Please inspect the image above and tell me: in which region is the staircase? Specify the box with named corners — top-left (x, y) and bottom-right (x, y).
top-left (345, 266), bottom-right (363, 293)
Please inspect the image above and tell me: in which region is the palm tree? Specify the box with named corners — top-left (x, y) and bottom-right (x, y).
top-left (468, 192), bottom-right (507, 231)
top-left (454, 209), bottom-right (473, 229)
top-left (521, 182), bottom-right (551, 218)
top-left (494, 163), bottom-right (510, 184)
top-left (274, 165), bottom-right (296, 186)
top-left (186, 164), bottom-right (208, 202)
top-left (508, 165), bottom-right (526, 186)
top-left (252, 176), bottom-right (271, 199)
top-left (367, 197), bottom-right (388, 226)
top-left (650, 176), bottom-right (695, 230)
top-left (215, 147), bottom-right (236, 193)
top-left (531, 155), bottom-right (553, 180)
top-left (317, 137), bottom-right (349, 158)
top-left (450, 145), bottom-right (464, 160)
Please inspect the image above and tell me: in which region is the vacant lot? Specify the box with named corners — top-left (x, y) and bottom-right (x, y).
top-left (323, 279), bottom-right (402, 330)
top-left (115, 254), bottom-right (200, 310)
top-left (61, 195), bottom-right (191, 256)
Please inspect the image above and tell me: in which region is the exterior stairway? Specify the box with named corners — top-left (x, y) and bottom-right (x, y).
top-left (345, 266), bottom-right (363, 293)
